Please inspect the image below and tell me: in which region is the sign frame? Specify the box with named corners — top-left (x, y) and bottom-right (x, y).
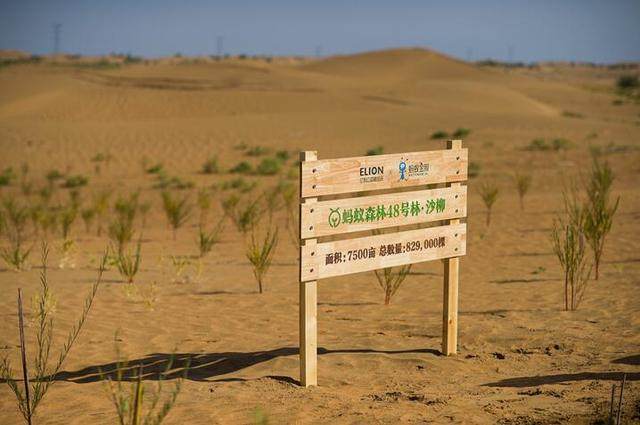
top-left (298, 140), bottom-right (467, 387)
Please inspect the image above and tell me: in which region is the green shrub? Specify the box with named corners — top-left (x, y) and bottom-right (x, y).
top-left (101, 343), bottom-right (186, 425)
top-left (551, 189), bottom-right (590, 311)
top-left (146, 163), bottom-right (164, 174)
top-left (526, 138), bottom-right (550, 151)
top-left (1, 244), bottom-right (106, 423)
top-left (198, 218), bottom-right (224, 258)
top-left (366, 146), bottom-right (384, 156)
top-left (246, 226), bottom-right (278, 293)
top-left (246, 146), bottom-right (269, 157)
top-left (115, 240), bottom-right (142, 284)
top-left (468, 161), bottom-right (481, 178)
top-left (430, 130), bottom-right (449, 140)
top-left (256, 158), bottom-right (281, 175)
top-left (219, 177), bottom-right (256, 193)
top-left (46, 169), bottom-right (64, 186)
top-left (201, 156), bottom-right (220, 174)
top-left (551, 138), bottom-right (572, 151)
top-left (514, 172), bottom-right (532, 211)
top-left (62, 175), bottom-right (88, 188)
top-left (81, 208), bottom-right (96, 233)
top-left (161, 191), bottom-right (192, 240)
top-left (479, 181), bottom-right (499, 226)
top-left (230, 161), bottom-right (252, 174)
top-left (153, 173), bottom-right (194, 190)
top-left (583, 156), bottom-right (619, 280)
top-left (275, 150), bottom-right (290, 162)
top-left (59, 206), bottom-right (77, 240)
top-left (1, 199), bottom-right (31, 270)
top-left (375, 264), bottom-right (412, 305)
top-left (0, 168), bottom-right (15, 187)
top-left (616, 74), bottom-right (639, 90)
top-left (452, 128), bottom-right (470, 138)
top-left (562, 111), bottom-right (584, 119)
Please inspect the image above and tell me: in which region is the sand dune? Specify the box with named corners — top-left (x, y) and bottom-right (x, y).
top-left (0, 48), bottom-right (639, 424)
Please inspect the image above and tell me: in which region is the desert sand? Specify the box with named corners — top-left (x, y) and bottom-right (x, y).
top-left (0, 48), bottom-right (639, 424)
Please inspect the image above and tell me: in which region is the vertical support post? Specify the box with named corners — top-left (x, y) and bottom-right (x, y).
top-left (442, 140), bottom-right (462, 356)
top-left (299, 151), bottom-right (318, 387)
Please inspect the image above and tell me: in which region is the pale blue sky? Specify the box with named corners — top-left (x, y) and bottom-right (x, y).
top-left (1, 0), bottom-right (639, 63)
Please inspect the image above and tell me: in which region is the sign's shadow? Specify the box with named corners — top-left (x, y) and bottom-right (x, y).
top-left (49, 346), bottom-right (442, 385)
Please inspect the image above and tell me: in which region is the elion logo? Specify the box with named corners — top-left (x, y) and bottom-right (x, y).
top-left (359, 166), bottom-right (384, 183)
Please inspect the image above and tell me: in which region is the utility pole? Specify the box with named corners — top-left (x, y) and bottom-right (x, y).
top-left (216, 36), bottom-right (224, 57)
top-left (53, 23), bottom-right (62, 55)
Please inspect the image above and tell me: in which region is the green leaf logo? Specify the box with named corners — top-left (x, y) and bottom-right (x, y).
top-left (328, 208), bottom-right (341, 228)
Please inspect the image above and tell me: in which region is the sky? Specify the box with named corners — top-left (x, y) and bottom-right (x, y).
top-left (1, 0), bottom-right (639, 63)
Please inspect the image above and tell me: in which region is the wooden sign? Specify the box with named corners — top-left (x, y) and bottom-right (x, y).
top-left (298, 140), bottom-right (468, 387)
top-left (300, 186), bottom-right (467, 239)
top-left (301, 148), bottom-right (468, 197)
top-left (301, 223), bottom-right (466, 281)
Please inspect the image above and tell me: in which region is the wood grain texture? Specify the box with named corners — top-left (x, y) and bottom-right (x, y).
top-left (301, 185), bottom-right (467, 239)
top-left (299, 150), bottom-right (318, 387)
top-left (300, 223), bottom-right (466, 282)
top-left (442, 139), bottom-right (462, 356)
top-left (301, 148), bottom-right (468, 197)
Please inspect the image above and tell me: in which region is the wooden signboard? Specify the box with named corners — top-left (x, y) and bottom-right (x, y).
top-left (298, 140), bottom-right (468, 387)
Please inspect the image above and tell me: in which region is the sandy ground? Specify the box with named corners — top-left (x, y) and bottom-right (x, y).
top-left (0, 48), bottom-right (639, 424)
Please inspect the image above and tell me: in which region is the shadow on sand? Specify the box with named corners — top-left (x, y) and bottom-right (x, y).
top-left (48, 346), bottom-right (441, 385)
top-left (483, 371), bottom-right (639, 388)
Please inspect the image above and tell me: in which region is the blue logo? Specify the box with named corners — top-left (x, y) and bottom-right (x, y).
top-left (399, 159), bottom-right (407, 181)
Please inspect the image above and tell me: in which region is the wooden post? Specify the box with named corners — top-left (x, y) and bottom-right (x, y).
top-left (300, 151), bottom-right (318, 387)
top-left (442, 140), bottom-right (462, 356)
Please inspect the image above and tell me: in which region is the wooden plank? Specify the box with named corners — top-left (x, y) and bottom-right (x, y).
top-left (301, 185), bottom-right (467, 239)
top-left (299, 280), bottom-right (317, 387)
top-left (299, 151), bottom-right (318, 387)
top-left (301, 223), bottom-right (466, 282)
top-left (301, 148), bottom-right (467, 197)
top-left (442, 139), bottom-right (461, 356)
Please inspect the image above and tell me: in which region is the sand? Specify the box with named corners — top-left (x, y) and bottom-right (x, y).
top-left (0, 48), bottom-right (639, 424)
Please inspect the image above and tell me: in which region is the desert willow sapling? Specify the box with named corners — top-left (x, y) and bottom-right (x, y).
top-left (514, 172), bottom-right (532, 211)
top-left (115, 239), bottom-right (142, 284)
top-left (479, 181), bottom-right (499, 226)
top-left (108, 218), bottom-right (135, 256)
top-left (246, 225), bottom-right (278, 294)
top-left (108, 193), bottom-right (139, 254)
top-left (197, 188), bottom-right (212, 228)
top-left (262, 184), bottom-right (284, 222)
top-left (139, 201), bottom-right (151, 230)
top-left (93, 189), bottom-right (112, 236)
top-left (280, 181), bottom-right (299, 248)
top-left (161, 191), bottom-right (192, 240)
top-left (1, 244), bottom-right (107, 424)
top-left (583, 156), bottom-right (619, 280)
top-left (101, 338), bottom-right (189, 425)
top-left (0, 199), bottom-right (31, 271)
top-left (59, 205), bottom-right (77, 240)
top-left (198, 218), bottom-right (225, 258)
top-left (551, 190), bottom-right (591, 311)
top-left (375, 264), bottom-right (413, 305)
top-left (372, 228), bottom-right (413, 305)
top-left (81, 208), bottom-right (96, 233)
